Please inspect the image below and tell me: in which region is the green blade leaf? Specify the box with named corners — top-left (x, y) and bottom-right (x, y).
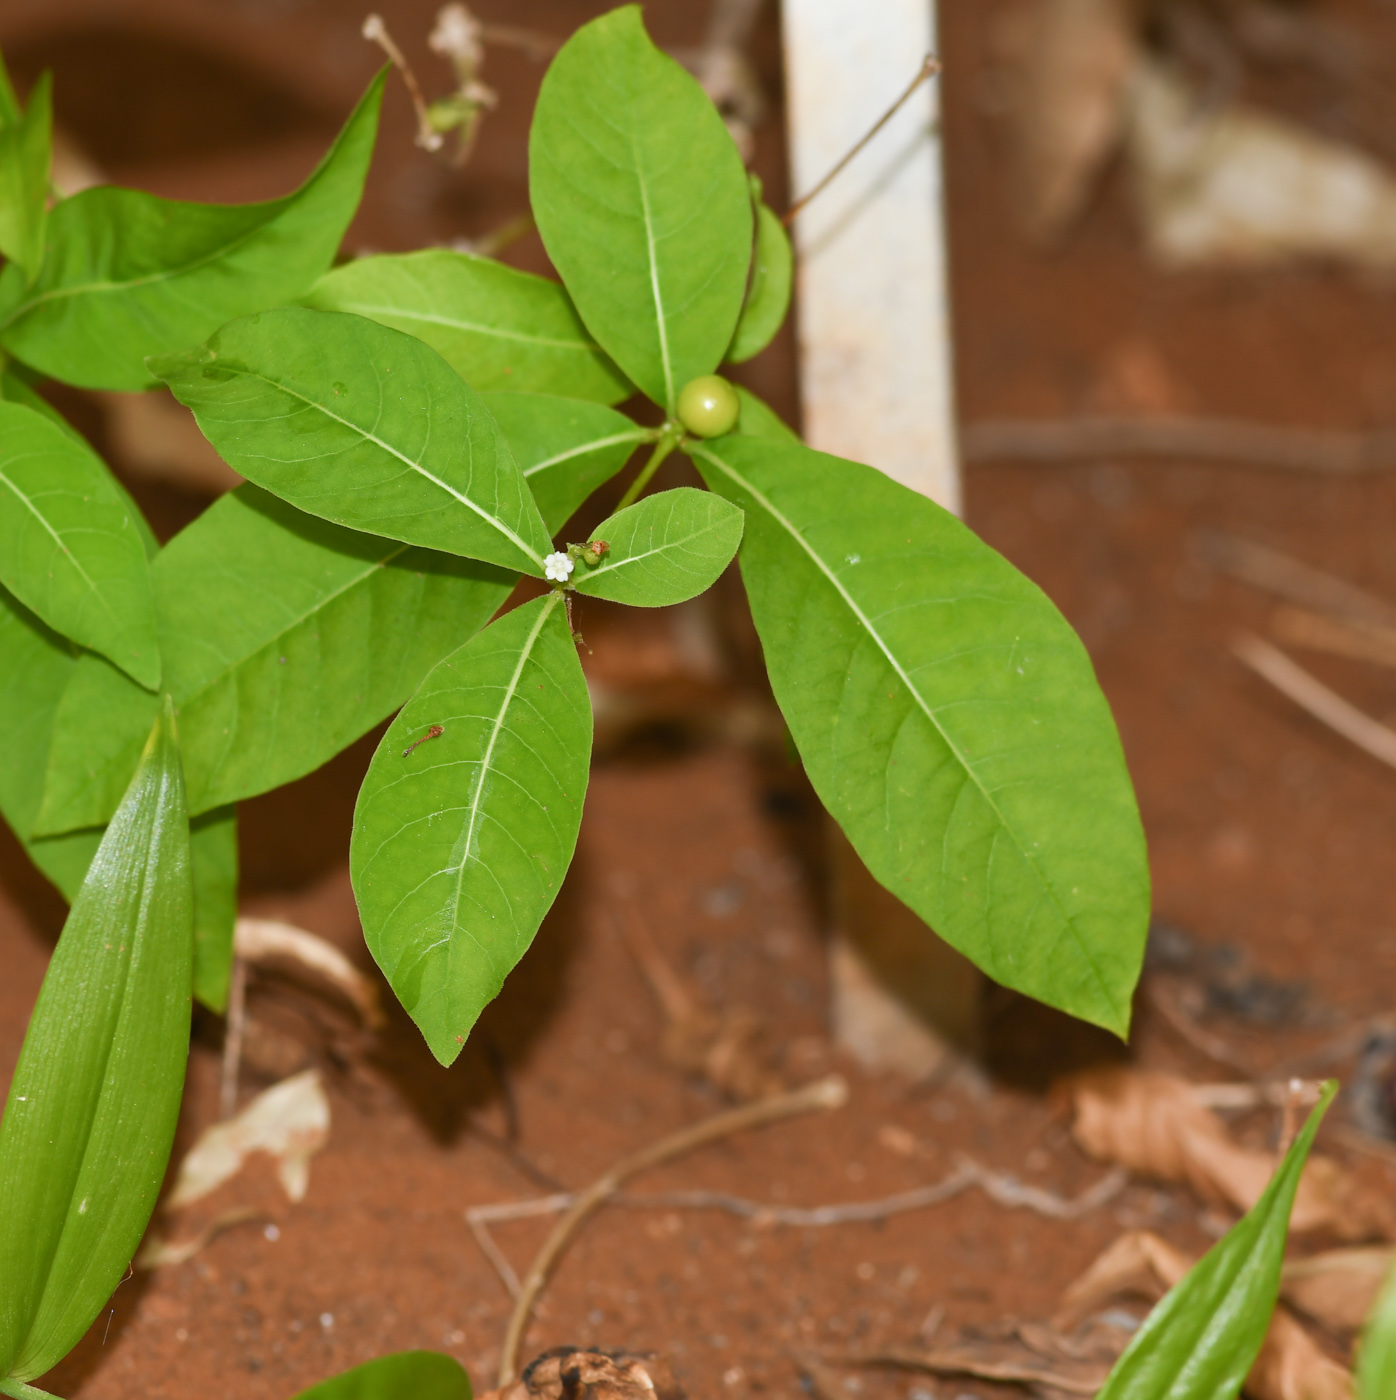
top-left (151, 307), bottom-right (551, 575)
top-left (1097, 1083), bottom-right (1336, 1400)
top-left (191, 806), bottom-right (238, 1013)
top-left (303, 250), bottom-right (632, 404)
top-left (731, 385), bottom-right (798, 443)
top-left (1360, 1254), bottom-right (1396, 1399)
top-left (0, 73), bottom-right (384, 391)
top-left (0, 401), bottom-right (160, 688)
top-left (727, 199), bottom-right (792, 364)
top-left (0, 48), bottom-right (20, 127)
top-left (290, 1351), bottom-right (471, 1400)
top-left (0, 696), bottom-right (192, 1385)
top-left (482, 391), bottom-right (648, 534)
top-left (571, 486), bottom-right (743, 606)
top-left (0, 584), bottom-right (101, 898)
top-left (351, 592), bottom-right (591, 1066)
top-left (529, 5), bottom-right (753, 411)
top-left (0, 71), bottom-right (52, 280)
top-left (36, 485), bottom-right (513, 833)
top-left (692, 436), bottom-right (1149, 1036)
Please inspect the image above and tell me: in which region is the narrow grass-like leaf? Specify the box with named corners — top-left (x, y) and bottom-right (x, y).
top-left (304, 251), bottom-right (631, 404)
top-left (191, 807), bottom-right (238, 1013)
top-left (482, 391), bottom-right (648, 534)
top-left (0, 71), bottom-right (51, 280)
top-left (290, 1351), bottom-right (471, 1400)
top-left (1359, 1254), bottom-right (1396, 1399)
top-left (36, 486), bottom-right (513, 833)
top-left (731, 386), bottom-right (798, 443)
top-left (0, 74), bottom-right (383, 391)
top-left (727, 199), bottom-right (792, 364)
top-left (351, 592), bottom-right (591, 1066)
top-left (693, 436), bottom-right (1148, 1035)
top-left (152, 307), bottom-right (551, 575)
top-left (1096, 1083), bottom-right (1336, 1399)
top-left (529, 6), bottom-right (752, 411)
top-left (0, 49), bottom-right (19, 126)
top-left (0, 697), bottom-right (192, 1385)
top-left (0, 584), bottom-right (101, 897)
top-left (571, 486), bottom-right (743, 606)
top-left (0, 401), bottom-right (160, 688)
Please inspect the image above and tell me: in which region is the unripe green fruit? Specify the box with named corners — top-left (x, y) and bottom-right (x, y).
top-left (676, 375), bottom-right (740, 438)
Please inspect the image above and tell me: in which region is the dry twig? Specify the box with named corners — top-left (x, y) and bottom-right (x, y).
top-left (1234, 633), bottom-right (1396, 773)
top-left (963, 416), bottom-right (1396, 475)
top-left (495, 1076), bottom-right (848, 1386)
top-left (1271, 604), bottom-right (1396, 671)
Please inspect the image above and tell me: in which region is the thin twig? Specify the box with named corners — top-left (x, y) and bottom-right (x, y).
top-left (1271, 605), bottom-right (1396, 671)
top-left (495, 1075), bottom-right (848, 1385)
top-left (1276, 1078), bottom-right (1305, 1160)
top-left (1201, 534), bottom-right (1396, 630)
top-left (1145, 978), bottom-right (1255, 1075)
top-left (1234, 634), bottom-right (1396, 772)
top-left (363, 14), bottom-right (445, 152)
top-left (783, 55), bottom-right (941, 226)
top-left (962, 417), bottom-right (1396, 476)
top-left (219, 957), bottom-right (248, 1120)
top-left (468, 1212), bottom-right (523, 1298)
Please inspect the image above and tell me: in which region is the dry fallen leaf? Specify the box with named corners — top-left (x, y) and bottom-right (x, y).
top-left (479, 1348), bottom-right (685, 1400)
top-left (1282, 1246), bottom-right (1394, 1333)
top-left (1126, 60), bottom-right (1396, 270)
top-left (167, 1068), bottom-right (330, 1208)
top-left (986, 0), bottom-right (1138, 243)
top-left (235, 917), bottom-right (384, 1028)
top-left (1060, 1230), bottom-right (1353, 1400)
top-left (813, 1343), bottom-right (1108, 1397)
top-left (1056, 1067), bottom-right (1396, 1240)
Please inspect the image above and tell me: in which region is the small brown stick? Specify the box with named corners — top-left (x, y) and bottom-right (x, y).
top-left (1201, 534), bottom-right (1396, 629)
top-left (1233, 634), bottom-right (1396, 772)
top-left (362, 15), bottom-right (445, 152)
top-left (783, 55), bottom-right (941, 226)
top-left (617, 907), bottom-right (694, 1024)
top-left (219, 956), bottom-right (249, 1120)
top-left (496, 1075), bottom-right (848, 1385)
top-left (1271, 604), bottom-right (1396, 671)
top-left (962, 417), bottom-right (1396, 477)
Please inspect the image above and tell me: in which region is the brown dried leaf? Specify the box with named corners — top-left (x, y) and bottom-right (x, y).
top-left (986, 0), bottom-right (1138, 243)
top-left (235, 916), bottom-right (385, 1028)
top-left (1059, 1231), bottom-right (1354, 1400)
top-left (816, 1343), bottom-right (1108, 1396)
top-left (479, 1349), bottom-right (685, 1400)
top-left (1057, 1068), bottom-right (1396, 1240)
top-left (1282, 1246), bottom-right (1394, 1333)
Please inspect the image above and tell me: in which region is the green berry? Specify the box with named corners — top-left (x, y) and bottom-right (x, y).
top-left (677, 375), bottom-right (740, 438)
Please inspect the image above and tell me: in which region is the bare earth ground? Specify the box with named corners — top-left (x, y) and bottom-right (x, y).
top-left (3, 1), bottom-right (1396, 1397)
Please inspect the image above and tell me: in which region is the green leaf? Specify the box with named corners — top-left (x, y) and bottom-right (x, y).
top-left (36, 485), bottom-right (513, 833)
top-left (0, 71), bottom-right (52, 280)
top-left (0, 584), bottom-right (101, 899)
top-left (151, 307), bottom-right (551, 576)
top-left (0, 49), bottom-right (20, 128)
top-left (727, 199), bottom-right (792, 364)
top-left (731, 385), bottom-right (798, 443)
top-left (0, 401), bottom-right (160, 688)
top-left (192, 807), bottom-right (238, 1013)
top-left (351, 592), bottom-right (591, 1066)
top-left (529, 5), bottom-right (753, 412)
top-left (0, 370), bottom-right (160, 558)
top-left (0, 73), bottom-right (384, 391)
top-left (303, 250), bottom-right (632, 404)
top-left (1097, 1083), bottom-right (1336, 1400)
top-left (692, 436), bottom-right (1149, 1036)
top-left (0, 696), bottom-right (192, 1385)
top-left (1360, 1253), bottom-right (1396, 1399)
top-left (290, 1351), bottom-right (471, 1400)
top-left (482, 391), bottom-right (648, 534)
top-left (571, 486), bottom-right (743, 605)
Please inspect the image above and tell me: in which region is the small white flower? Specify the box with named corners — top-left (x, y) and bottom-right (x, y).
top-left (543, 551), bottom-right (574, 582)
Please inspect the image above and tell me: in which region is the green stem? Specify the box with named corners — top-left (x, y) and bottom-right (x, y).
top-left (615, 428), bottom-right (680, 511)
top-left (1, 1379), bottom-right (65, 1400)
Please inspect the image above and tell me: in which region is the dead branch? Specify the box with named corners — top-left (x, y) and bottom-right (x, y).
top-left (495, 1075), bottom-right (848, 1386)
top-left (1234, 634), bottom-right (1396, 772)
top-left (962, 416), bottom-right (1396, 475)
top-left (1271, 604), bottom-right (1396, 671)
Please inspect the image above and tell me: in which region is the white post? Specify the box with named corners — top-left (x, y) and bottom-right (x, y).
top-left (781, 0), bottom-right (977, 1075)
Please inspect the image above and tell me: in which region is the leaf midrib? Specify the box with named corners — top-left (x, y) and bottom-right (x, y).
top-left (331, 300), bottom-right (601, 354)
top-left (576, 514), bottom-right (729, 585)
top-left (227, 364), bottom-right (546, 570)
top-left (694, 443), bottom-right (1118, 1020)
top-left (522, 429), bottom-right (648, 477)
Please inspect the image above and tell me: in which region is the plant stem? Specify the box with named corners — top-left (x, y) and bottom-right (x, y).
top-left (614, 428), bottom-right (680, 511)
top-left (0, 1379), bottom-right (66, 1400)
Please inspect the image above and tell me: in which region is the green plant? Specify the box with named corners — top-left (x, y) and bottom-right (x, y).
top-left (0, 7), bottom-right (1163, 1396)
